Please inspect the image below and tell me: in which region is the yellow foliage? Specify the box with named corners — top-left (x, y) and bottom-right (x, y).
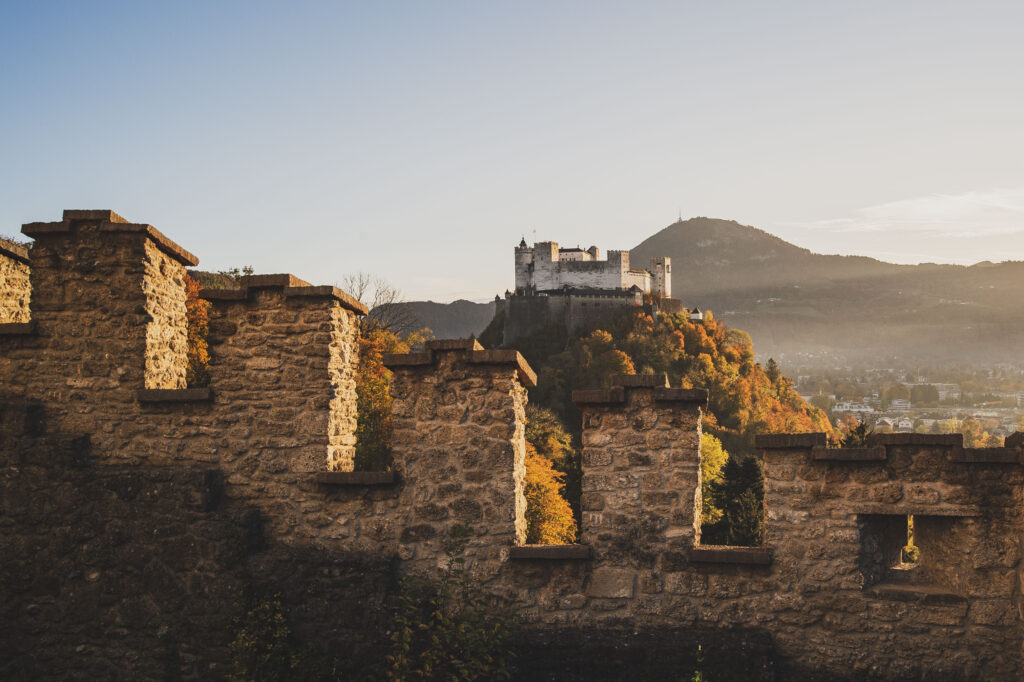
top-left (184, 273), bottom-right (210, 388)
top-left (354, 325), bottom-right (432, 471)
top-left (700, 433), bottom-right (728, 525)
top-left (524, 445), bottom-right (578, 544)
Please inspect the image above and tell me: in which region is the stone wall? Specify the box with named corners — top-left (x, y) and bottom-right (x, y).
top-left (759, 433), bottom-right (1024, 677)
top-left (0, 236), bottom-right (31, 323)
top-left (382, 339), bottom-right (534, 574)
top-left (0, 400), bottom-right (393, 680)
top-left (2, 210), bottom-right (1024, 680)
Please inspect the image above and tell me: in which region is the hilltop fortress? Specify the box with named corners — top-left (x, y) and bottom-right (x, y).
top-left (496, 239), bottom-right (682, 346)
top-left (514, 239), bottom-right (671, 297)
top-left (2, 212), bottom-right (1024, 680)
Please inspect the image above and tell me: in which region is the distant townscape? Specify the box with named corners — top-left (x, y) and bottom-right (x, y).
top-left (797, 365), bottom-right (1024, 447)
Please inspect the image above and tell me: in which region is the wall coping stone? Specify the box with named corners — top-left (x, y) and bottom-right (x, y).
top-left (508, 544), bottom-right (592, 560)
top-left (383, 340), bottom-right (537, 387)
top-left (654, 387), bottom-right (709, 405)
top-left (427, 339), bottom-right (484, 352)
top-left (137, 388), bottom-right (213, 403)
top-left (869, 433), bottom-right (963, 447)
top-left (22, 210), bottom-right (199, 266)
top-left (240, 274), bottom-right (312, 288)
top-left (381, 352), bottom-right (432, 367)
top-left (0, 321), bottom-right (37, 336)
top-left (755, 433), bottom-right (827, 449)
top-left (0, 237), bottom-right (30, 263)
top-left (611, 373), bottom-right (670, 388)
top-left (200, 289), bottom-right (248, 301)
top-left (688, 546), bottom-right (773, 565)
top-left (572, 387), bottom-right (626, 405)
top-left (466, 349), bottom-right (538, 386)
top-left (317, 471), bottom-right (398, 486)
top-left (197, 275), bottom-right (368, 315)
top-left (571, 384), bottom-right (708, 407)
top-left (282, 286), bottom-right (367, 315)
top-left (775, 441), bottom-right (1021, 465)
top-left (853, 504), bottom-right (980, 517)
top-left (63, 209), bottom-right (127, 222)
top-left (811, 446), bottom-right (887, 462)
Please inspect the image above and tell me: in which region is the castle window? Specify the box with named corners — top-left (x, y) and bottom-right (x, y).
top-left (857, 515), bottom-right (918, 588)
top-left (857, 514), bottom-right (964, 600)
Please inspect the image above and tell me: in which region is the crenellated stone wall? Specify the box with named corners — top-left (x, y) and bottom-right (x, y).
top-left (2, 210), bottom-right (1024, 681)
top-left (575, 375), bottom-right (708, 595)
top-left (201, 274), bottom-right (363, 474)
top-left (384, 339), bottom-right (534, 561)
top-left (759, 433), bottom-right (1024, 677)
top-left (0, 236), bottom-right (31, 323)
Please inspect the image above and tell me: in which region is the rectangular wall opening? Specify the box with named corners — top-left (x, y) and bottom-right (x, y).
top-left (858, 513), bottom-right (964, 599)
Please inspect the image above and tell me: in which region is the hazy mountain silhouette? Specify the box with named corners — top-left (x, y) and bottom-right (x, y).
top-left (632, 218), bottom-right (1024, 365)
top-left (402, 217), bottom-right (1024, 365)
top-left (397, 299), bottom-right (497, 340)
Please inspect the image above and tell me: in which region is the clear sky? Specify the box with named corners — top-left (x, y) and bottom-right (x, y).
top-left (2, 1), bottom-right (1022, 301)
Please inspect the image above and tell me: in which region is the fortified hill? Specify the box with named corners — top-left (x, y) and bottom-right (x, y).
top-left (514, 239), bottom-right (671, 297)
top-left (496, 238), bottom-right (682, 347)
top-left (2, 212), bottom-right (1024, 680)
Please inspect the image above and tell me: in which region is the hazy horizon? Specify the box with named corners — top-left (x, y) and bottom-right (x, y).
top-left (3, 2), bottom-right (1022, 300)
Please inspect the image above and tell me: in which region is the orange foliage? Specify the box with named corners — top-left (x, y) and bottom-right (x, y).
top-left (354, 326), bottom-right (431, 471)
top-left (536, 309), bottom-right (836, 454)
top-left (524, 444), bottom-right (578, 544)
top-left (184, 273), bottom-right (210, 388)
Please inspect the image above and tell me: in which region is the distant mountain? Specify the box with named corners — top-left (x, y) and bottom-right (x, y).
top-left (632, 218), bottom-right (1024, 365)
top-left (393, 299), bottom-right (496, 339)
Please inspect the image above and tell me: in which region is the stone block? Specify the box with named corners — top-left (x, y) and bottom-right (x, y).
top-left (585, 568), bottom-right (636, 598)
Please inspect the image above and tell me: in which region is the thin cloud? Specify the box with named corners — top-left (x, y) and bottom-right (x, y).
top-left (783, 187), bottom-right (1024, 238)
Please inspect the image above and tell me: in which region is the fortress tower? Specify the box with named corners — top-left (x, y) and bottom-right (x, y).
top-left (500, 238), bottom-right (680, 346)
top-left (512, 239), bottom-right (671, 295)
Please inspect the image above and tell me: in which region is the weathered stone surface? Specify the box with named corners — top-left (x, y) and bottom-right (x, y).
top-left (586, 567), bottom-right (637, 598)
top-left (2, 211), bottom-right (1023, 681)
top-left (0, 237), bottom-right (30, 324)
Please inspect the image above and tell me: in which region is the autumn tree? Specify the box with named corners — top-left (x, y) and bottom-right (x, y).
top-left (511, 307), bottom-right (834, 545)
top-left (342, 272), bottom-right (421, 335)
top-left (184, 272), bottom-right (211, 388)
top-left (700, 433), bottom-right (729, 526)
top-left (810, 394), bottom-right (835, 413)
top-left (344, 275), bottom-right (432, 471)
top-left (523, 445), bottom-right (578, 544)
top-left (840, 418), bottom-right (872, 448)
top-left (530, 328), bottom-right (635, 428)
top-left (883, 383), bottom-right (910, 406)
top-left (701, 456), bottom-right (765, 546)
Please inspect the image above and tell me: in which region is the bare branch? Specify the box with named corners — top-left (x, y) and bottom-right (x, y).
top-left (340, 272), bottom-right (422, 335)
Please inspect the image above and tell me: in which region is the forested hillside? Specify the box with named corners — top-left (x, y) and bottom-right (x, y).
top-left (484, 307), bottom-right (834, 545)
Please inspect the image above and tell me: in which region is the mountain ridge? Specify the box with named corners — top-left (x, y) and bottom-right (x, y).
top-left (401, 217), bottom-right (1024, 365)
top-left (631, 218), bottom-right (1024, 364)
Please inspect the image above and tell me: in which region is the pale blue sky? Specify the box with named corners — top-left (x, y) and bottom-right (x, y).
top-left (2, 1), bottom-right (1022, 301)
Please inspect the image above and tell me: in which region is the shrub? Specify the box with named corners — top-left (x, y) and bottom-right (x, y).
top-left (385, 526), bottom-right (516, 680)
top-left (228, 594), bottom-right (299, 682)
